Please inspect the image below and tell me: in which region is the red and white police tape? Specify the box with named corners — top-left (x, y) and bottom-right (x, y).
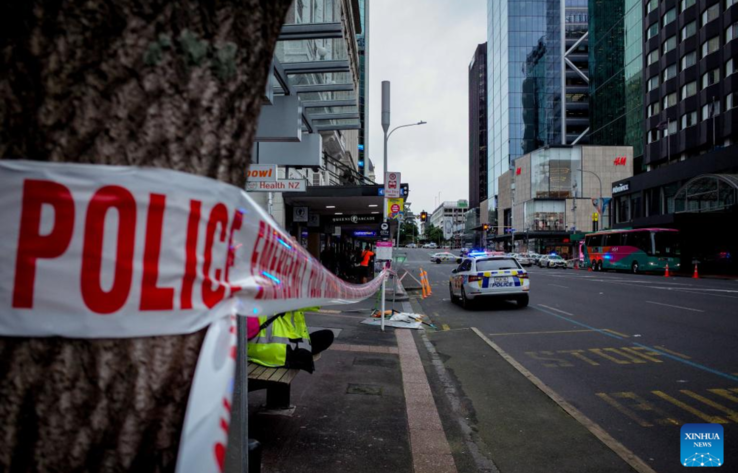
top-left (0, 160), bottom-right (388, 473)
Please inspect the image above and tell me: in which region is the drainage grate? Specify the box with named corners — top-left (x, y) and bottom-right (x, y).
top-left (353, 357), bottom-right (398, 369)
top-left (346, 383), bottom-right (383, 396)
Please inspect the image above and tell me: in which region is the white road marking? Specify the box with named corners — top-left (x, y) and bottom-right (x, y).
top-left (538, 304), bottom-right (575, 316)
top-left (548, 284), bottom-right (570, 289)
top-left (645, 301), bottom-right (704, 313)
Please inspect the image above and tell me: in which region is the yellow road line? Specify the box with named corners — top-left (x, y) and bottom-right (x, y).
top-left (606, 392), bottom-right (681, 426)
top-left (489, 329), bottom-right (594, 336)
top-left (471, 327), bottom-right (658, 473)
top-left (603, 329), bottom-right (630, 338)
top-left (651, 391), bottom-right (728, 423)
top-left (680, 390), bottom-right (738, 422)
top-left (654, 346), bottom-right (692, 359)
top-left (709, 388), bottom-right (738, 404)
top-left (595, 393), bottom-right (653, 427)
top-left (442, 324), bottom-right (450, 331)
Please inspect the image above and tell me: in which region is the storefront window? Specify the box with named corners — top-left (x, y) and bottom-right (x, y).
top-left (616, 195), bottom-right (631, 223)
top-left (530, 148), bottom-right (582, 199)
top-left (525, 201), bottom-right (565, 231)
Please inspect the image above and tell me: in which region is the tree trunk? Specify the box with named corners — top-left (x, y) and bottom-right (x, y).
top-left (0, 1), bottom-right (292, 471)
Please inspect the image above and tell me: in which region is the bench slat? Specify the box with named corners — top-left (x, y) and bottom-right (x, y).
top-left (280, 369), bottom-right (300, 384)
top-left (265, 368), bottom-right (286, 382)
top-left (250, 366), bottom-right (267, 378)
top-left (248, 363), bottom-right (260, 375)
top-left (257, 368), bottom-right (276, 381)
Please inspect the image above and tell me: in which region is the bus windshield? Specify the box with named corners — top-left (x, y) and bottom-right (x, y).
top-left (653, 232), bottom-right (680, 256)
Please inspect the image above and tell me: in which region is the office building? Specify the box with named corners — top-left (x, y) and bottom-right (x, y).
top-left (430, 202), bottom-right (469, 242)
top-left (495, 145), bottom-right (633, 254)
top-left (469, 43), bottom-right (489, 210)
top-left (588, 0), bottom-right (644, 168)
top-left (609, 0), bottom-right (738, 274)
top-left (486, 0), bottom-right (590, 230)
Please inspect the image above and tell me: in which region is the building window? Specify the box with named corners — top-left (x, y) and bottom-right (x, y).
top-left (648, 75), bottom-right (660, 91)
top-left (702, 68), bottom-right (720, 88)
top-left (663, 64), bottom-right (677, 81)
top-left (648, 129), bottom-right (660, 143)
top-left (663, 36), bottom-right (677, 54)
top-left (727, 23), bottom-right (738, 42)
top-left (665, 120), bottom-right (678, 136)
top-left (703, 3), bottom-right (720, 26)
top-left (682, 0), bottom-right (696, 11)
top-left (681, 51), bottom-right (697, 70)
top-left (663, 8), bottom-right (677, 26)
top-left (648, 101), bottom-right (661, 117)
top-left (647, 49), bottom-right (660, 66)
top-left (681, 111), bottom-right (698, 129)
top-left (681, 81), bottom-right (697, 99)
top-left (647, 0), bottom-right (658, 14)
top-left (702, 101), bottom-right (721, 120)
top-left (728, 93), bottom-right (735, 110)
top-left (730, 0), bottom-right (738, 8)
top-left (702, 36), bottom-right (720, 57)
top-left (727, 58), bottom-right (736, 77)
top-left (663, 92), bottom-right (678, 108)
top-left (648, 22), bottom-right (659, 39)
top-left (681, 21), bottom-right (697, 40)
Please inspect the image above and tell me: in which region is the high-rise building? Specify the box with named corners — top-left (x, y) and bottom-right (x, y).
top-left (589, 0), bottom-right (644, 168)
top-left (486, 0), bottom-right (589, 227)
top-left (358, 0), bottom-right (369, 179)
top-left (608, 0), bottom-right (738, 274)
top-left (469, 43), bottom-right (488, 210)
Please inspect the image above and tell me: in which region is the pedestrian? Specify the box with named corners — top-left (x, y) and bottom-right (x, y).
top-left (359, 245), bottom-right (375, 283)
top-left (247, 307), bottom-right (334, 373)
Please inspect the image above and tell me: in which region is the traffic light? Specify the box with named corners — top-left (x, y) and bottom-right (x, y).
top-left (420, 211), bottom-right (428, 222)
top-left (482, 224), bottom-right (490, 231)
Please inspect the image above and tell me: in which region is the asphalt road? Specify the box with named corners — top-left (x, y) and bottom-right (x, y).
top-left (398, 248), bottom-right (738, 473)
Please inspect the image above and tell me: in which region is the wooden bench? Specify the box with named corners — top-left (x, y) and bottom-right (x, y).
top-left (247, 362), bottom-right (301, 410)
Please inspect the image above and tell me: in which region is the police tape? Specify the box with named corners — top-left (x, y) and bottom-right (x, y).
top-left (0, 160), bottom-right (389, 473)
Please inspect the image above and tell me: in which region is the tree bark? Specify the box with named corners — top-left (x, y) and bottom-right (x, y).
top-left (0, 1), bottom-right (292, 471)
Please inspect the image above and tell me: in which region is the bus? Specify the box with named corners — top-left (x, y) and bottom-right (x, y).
top-left (584, 228), bottom-right (680, 274)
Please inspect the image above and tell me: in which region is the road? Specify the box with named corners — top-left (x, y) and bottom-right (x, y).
top-left (397, 248), bottom-right (738, 473)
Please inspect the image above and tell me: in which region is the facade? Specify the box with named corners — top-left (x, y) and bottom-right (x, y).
top-left (358, 0), bottom-right (369, 178)
top-left (486, 0), bottom-right (590, 226)
top-left (495, 145), bottom-right (633, 254)
top-left (430, 201), bottom-right (469, 242)
top-left (469, 43), bottom-right (489, 210)
top-left (588, 0), bottom-right (644, 168)
top-left (608, 0), bottom-right (738, 274)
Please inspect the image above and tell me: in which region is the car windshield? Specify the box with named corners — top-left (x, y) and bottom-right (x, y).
top-left (475, 258), bottom-right (521, 271)
top-left (549, 256), bottom-right (563, 260)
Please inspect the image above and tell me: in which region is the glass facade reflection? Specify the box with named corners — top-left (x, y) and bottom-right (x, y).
top-left (488, 0), bottom-right (584, 213)
top-left (588, 0), bottom-right (643, 162)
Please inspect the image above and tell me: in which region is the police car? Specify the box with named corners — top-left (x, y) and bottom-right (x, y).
top-left (449, 255), bottom-right (530, 309)
top-left (430, 252), bottom-right (459, 264)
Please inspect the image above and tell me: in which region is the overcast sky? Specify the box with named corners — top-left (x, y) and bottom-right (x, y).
top-left (367, 0), bottom-right (486, 217)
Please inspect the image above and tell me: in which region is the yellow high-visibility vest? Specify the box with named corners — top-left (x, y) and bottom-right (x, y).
top-left (247, 307), bottom-right (318, 368)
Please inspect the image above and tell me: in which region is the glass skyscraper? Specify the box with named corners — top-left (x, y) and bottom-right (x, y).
top-left (588, 0), bottom-right (643, 165)
top-left (487, 0), bottom-right (589, 215)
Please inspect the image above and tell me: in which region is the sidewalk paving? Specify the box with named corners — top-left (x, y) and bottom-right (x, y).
top-left (248, 297), bottom-right (455, 472)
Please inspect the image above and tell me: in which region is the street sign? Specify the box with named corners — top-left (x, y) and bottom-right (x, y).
top-left (246, 164), bottom-right (277, 182)
top-left (246, 179), bottom-right (306, 192)
top-left (308, 213), bottom-right (320, 227)
top-left (376, 241), bottom-right (393, 260)
top-left (380, 222), bottom-right (390, 231)
top-left (457, 199), bottom-right (469, 209)
top-left (293, 206), bottom-right (308, 222)
top-left (385, 172), bottom-right (401, 198)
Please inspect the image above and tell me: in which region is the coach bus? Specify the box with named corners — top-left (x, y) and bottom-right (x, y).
top-left (583, 228), bottom-right (680, 274)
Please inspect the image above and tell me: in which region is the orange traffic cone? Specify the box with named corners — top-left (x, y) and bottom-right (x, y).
top-left (693, 264), bottom-right (699, 279)
top-left (664, 264), bottom-right (670, 278)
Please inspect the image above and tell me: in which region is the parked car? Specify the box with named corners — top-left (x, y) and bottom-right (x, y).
top-left (546, 255), bottom-right (567, 269)
top-left (431, 252), bottom-right (459, 264)
top-left (537, 255), bottom-right (550, 268)
top-left (406, 243), bottom-right (417, 248)
top-left (422, 243), bottom-right (438, 249)
top-left (515, 254), bottom-right (533, 267)
top-left (449, 256), bottom-right (530, 309)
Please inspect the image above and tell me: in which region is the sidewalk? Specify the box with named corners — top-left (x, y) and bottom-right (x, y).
top-left (248, 298), bottom-right (456, 473)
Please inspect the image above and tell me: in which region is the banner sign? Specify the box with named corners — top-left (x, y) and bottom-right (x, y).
top-left (386, 198), bottom-right (404, 220)
top-left (330, 214), bottom-right (381, 224)
top-left (246, 179), bottom-right (306, 192)
top-left (0, 160), bottom-right (388, 473)
top-left (245, 164), bottom-right (277, 182)
top-left (376, 241), bottom-right (393, 261)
